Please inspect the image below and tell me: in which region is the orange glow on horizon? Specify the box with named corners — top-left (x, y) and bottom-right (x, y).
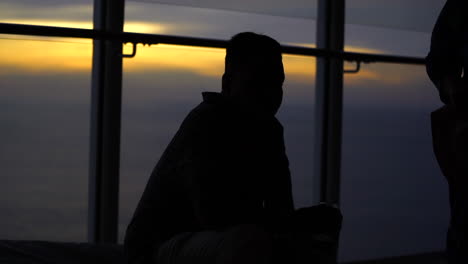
top-left (2, 19), bottom-right (168, 34)
top-left (0, 33), bottom-right (423, 86)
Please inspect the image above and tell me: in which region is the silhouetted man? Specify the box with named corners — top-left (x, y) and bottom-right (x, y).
top-left (124, 32), bottom-right (341, 264)
top-left (426, 0), bottom-right (468, 263)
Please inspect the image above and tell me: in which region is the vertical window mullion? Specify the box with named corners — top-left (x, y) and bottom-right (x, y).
top-left (88, 0), bottom-right (125, 244)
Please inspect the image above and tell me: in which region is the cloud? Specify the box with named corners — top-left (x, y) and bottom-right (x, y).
top-left (0, 2), bottom-right (92, 22)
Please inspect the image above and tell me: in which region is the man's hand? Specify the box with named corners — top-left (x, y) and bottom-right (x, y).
top-left (441, 74), bottom-right (467, 114)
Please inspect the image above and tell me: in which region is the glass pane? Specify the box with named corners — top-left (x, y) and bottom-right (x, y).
top-left (0, 36), bottom-right (91, 241)
top-left (345, 0), bottom-right (445, 57)
top-left (0, 0), bottom-right (93, 28)
top-left (339, 63), bottom-right (449, 262)
top-left (128, 0), bottom-right (443, 33)
top-left (345, 24), bottom-right (431, 58)
top-left (346, 0), bottom-right (444, 33)
top-left (344, 1), bottom-right (443, 57)
top-left (127, 0), bottom-right (319, 20)
top-left (124, 1), bottom-right (316, 47)
top-left (119, 44), bottom-right (316, 241)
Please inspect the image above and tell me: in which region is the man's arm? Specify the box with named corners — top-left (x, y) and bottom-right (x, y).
top-left (182, 129), bottom-right (265, 230)
top-left (263, 124), bottom-right (294, 220)
top-left (184, 118), bottom-right (294, 230)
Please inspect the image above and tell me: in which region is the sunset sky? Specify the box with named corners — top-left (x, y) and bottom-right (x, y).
top-left (0, 0), bottom-right (449, 262)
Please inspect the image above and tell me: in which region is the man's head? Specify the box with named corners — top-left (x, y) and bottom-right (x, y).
top-left (222, 32), bottom-right (285, 116)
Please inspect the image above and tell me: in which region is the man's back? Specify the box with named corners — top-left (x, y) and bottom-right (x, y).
top-left (124, 92), bottom-right (293, 264)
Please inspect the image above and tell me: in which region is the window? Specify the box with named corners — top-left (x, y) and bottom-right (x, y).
top-left (1, 2), bottom-right (447, 262)
top-left (339, 62), bottom-right (448, 262)
top-left (0, 36), bottom-right (92, 241)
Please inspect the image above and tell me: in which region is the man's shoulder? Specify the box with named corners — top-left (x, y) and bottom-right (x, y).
top-left (172, 93), bottom-right (230, 142)
top-left (179, 92), bottom-right (284, 137)
top-left (183, 93), bottom-right (226, 125)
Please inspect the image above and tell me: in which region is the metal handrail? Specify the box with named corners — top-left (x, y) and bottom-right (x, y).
top-left (0, 22), bottom-right (426, 65)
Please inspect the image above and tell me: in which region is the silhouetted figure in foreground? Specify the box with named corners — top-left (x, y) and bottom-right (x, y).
top-left (426, 0), bottom-right (468, 263)
top-left (124, 32), bottom-right (341, 264)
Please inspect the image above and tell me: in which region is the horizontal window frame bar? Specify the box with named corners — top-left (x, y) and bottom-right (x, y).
top-left (0, 22), bottom-right (426, 65)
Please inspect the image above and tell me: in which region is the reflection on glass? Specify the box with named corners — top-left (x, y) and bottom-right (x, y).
top-left (124, 1), bottom-right (317, 46)
top-left (345, 0), bottom-right (443, 33)
top-left (0, 37), bottom-right (91, 242)
top-left (119, 44), bottom-right (316, 241)
top-left (128, 0), bottom-right (319, 20)
top-left (345, 24), bottom-right (431, 58)
top-left (0, 0), bottom-right (93, 28)
top-left (339, 63), bottom-right (448, 262)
